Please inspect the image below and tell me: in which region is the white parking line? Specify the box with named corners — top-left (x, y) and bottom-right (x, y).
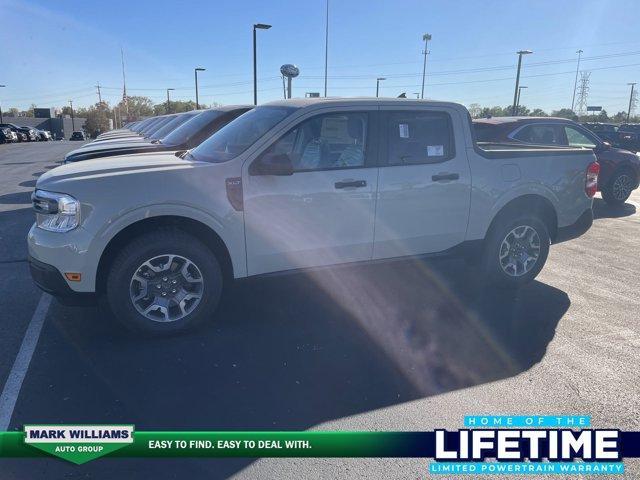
top-left (0, 293), bottom-right (52, 430)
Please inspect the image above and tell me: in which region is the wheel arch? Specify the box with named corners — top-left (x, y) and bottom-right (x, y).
top-left (486, 194), bottom-right (558, 243)
top-left (96, 215), bottom-right (234, 295)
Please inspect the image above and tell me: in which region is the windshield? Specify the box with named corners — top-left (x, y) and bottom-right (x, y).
top-left (190, 106), bottom-right (296, 163)
top-left (149, 112), bottom-right (199, 141)
top-left (473, 123), bottom-right (497, 142)
top-left (143, 116), bottom-right (175, 136)
top-left (162, 109), bottom-right (223, 146)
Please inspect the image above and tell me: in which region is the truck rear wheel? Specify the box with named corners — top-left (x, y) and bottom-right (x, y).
top-left (106, 229), bottom-right (223, 334)
top-left (481, 214), bottom-right (550, 288)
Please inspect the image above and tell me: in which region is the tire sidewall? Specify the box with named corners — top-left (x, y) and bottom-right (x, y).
top-left (483, 215), bottom-right (550, 288)
top-left (106, 232), bottom-right (223, 335)
top-left (602, 168), bottom-right (636, 205)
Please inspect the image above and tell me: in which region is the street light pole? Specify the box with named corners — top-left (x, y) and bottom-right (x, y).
top-left (376, 77), bottom-right (386, 98)
top-left (195, 67), bottom-right (205, 109)
top-left (516, 85), bottom-right (528, 113)
top-left (324, 0), bottom-right (329, 97)
top-left (628, 83), bottom-right (637, 122)
top-left (69, 100), bottom-right (75, 132)
top-left (512, 50), bottom-right (532, 115)
top-left (0, 85), bottom-right (5, 124)
top-left (166, 88), bottom-right (175, 114)
top-left (420, 33), bottom-right (431, 99)
top-left (253, 23), bottom-right (272, 106)
top-left (571, 49), bottom-right (583, 112)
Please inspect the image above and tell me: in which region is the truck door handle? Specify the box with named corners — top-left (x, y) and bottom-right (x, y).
top-left (431, 173), bottom-right (459, 182)
top-left (335, 180), bottom-right (367, 189)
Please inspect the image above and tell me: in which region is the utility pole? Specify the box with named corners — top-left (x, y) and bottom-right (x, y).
top-left (0, 85), bottom-right (5, 124)
top-left (95, 82), bottom-right (102, 104)
top-left (121, 47), bottom-right (129, 118)
top-left (69, 100), bottom-right (75, 132)
top-left (166, 88), bottom-right (174, 114)
top-left (575, 72), bottom-right (591, 118)
top-left (324, 0), bottom-right (329, 97)
top-left (516, 85), bottom-right (528, 113)
top-left (420, 33), bottom-right (431, 99)
top-left (512, 50), bottom-right (532, 115)
top-left (628, 83), bottom-right (637, 122)
top-left (571, 49), bottom-right (583, 112)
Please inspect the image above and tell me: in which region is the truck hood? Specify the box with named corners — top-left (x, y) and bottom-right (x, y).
top-left (37, 152), bottom-right (195, 191)
top-left (68, 139), bottom-right (156, 156)
top-left (88, 135), bottom-right (147, 145)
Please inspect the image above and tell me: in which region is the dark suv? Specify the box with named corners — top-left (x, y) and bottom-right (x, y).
top-left (582, 123), bottom-right (619, 145)
top-left (474, 117), bottom-right (640, 205)
top-left (618, 124), bottom-right (640, 152)
top-left (70, 131), bottom-right (86, 141)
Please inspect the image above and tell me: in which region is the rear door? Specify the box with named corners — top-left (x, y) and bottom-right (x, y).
top-left (243, 107), bottom-right (379, 276)
top-left (373, 106), bottom-right (471, 259)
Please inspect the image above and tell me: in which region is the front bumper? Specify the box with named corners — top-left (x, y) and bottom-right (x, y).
top-left (29, 256), bottom-right (96, 305)
top-left (555, 208), bottom-right (593, 244)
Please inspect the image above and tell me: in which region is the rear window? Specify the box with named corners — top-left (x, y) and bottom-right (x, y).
top-left (473, 123), bottom-right (498, 142)
top-left (513, 124), bottom-right (564, 145)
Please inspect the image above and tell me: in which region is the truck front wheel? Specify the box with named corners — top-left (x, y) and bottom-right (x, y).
top-left (106, 229), bottom-right (223, 334)
top-left (481, 214), bottom-right (550, 288)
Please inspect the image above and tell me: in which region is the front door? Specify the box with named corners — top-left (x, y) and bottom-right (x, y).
top-left (243, 109), bottom-right (379, 276)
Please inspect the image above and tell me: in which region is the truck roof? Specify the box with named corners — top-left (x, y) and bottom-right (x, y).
top-left (473, 116), bottom-right (574, 124)
top-left (261, 97), bottom-right (465, 109)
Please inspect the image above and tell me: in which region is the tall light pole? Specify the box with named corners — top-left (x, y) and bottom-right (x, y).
top-left (166, 88), bottom-right (175, 114)
top-left (512, 50), bottom-right (532, 115)
top-left (69, 100), bottom-right (75, 132)
top-left (194, 67), bottom-right (205, 109)
top-left (516, 85), bottom-right (528, 114)
top-left (420, 33), bottom-right (432, 99)
top-left (376, 77), bottom-right (386, 98)
top-left (628, 82), bottom-right (637, 122)
top-left (0, 85), bottom-right (5, 123)
top-left (324, 0), bottom-right (329, 97)
top-left (253, 23), bottom-right (272, 105)
top-left (571, 49), bottom-right (583, 112)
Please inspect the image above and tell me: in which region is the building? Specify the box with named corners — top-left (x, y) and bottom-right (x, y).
top-left (2, 110), bottom-right (86, 140)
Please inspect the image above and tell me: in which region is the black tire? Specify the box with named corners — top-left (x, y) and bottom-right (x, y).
top-left (481, 214), bottom-right (550, 289)
top-left (601, 168), bottom-right (636, 206)
top-left (106, 228), bottom-right (223, 335)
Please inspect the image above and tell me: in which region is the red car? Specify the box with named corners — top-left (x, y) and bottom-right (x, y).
top-left (474, 117), bottom-right (640, 205)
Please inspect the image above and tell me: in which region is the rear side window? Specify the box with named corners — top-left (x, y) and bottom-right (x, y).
top-left (513, 124), bottom-right (565, 145)
top-left (564, 126), bottom-right (597, 148)
top-left (385, 111), bottom-right (454, 165)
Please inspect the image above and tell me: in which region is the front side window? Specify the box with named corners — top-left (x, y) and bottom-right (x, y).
top-left (513, 124), bottom-right (564, 145)
top-left (386, 111), bottom-right (453, 165)
top-left (259, 112), bottom-right (368, 171)
top-left (565, 126), bottom-right (597, 148)
top-left (190, 106), bottom-right (296, 163)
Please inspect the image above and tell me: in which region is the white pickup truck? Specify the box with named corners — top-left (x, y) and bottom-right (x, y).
top-left (28, 98), bottom-right (598, 333)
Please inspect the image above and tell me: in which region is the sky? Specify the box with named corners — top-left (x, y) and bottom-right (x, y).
top-left (0, 0), bottom-right (639, 115)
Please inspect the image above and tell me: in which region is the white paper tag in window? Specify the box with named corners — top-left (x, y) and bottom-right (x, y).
top-left (399, 124), bottom-right (410, 138)
top-left (427, 145), bottom-right (444, 156)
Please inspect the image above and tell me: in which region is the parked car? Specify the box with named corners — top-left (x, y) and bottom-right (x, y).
top-left (582, 122), bottom-right (619, 145)
top-left (64, 106), bottom-right (252, 163)
top-left (617, 124), bottom-right (640, 152)
top-left (28, 99), bottom-right (599, 334)
top-left (0, 127), bottom-right (17, 143)
top-left (0, 123), bottom-right (27, 142)
top-left (70, 131), bottom-right (86, 141)
top-left (17, 126), bottom-right (39, 141)
top-left (36, 129), bottom-right (52, 141)
top-left (474, 116), bottom-right (640, 205)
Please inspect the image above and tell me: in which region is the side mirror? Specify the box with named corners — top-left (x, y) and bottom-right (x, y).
top-left (250, 153), bottom-right (294, 176)
top-left (602, 141), bottom-right (611, 149)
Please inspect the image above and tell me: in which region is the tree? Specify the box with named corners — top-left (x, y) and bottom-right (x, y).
top-left (551, 108), bottom-right (578, 121)
top-left (7, 107), bottom-right (19, 117)
top-left (467, 103), bottom-right (482, 119)
top-left (153, 100), bottom-right (197, 116)
top-left (117, 96), bottom-right (154, 121)
top-left (83, 102), bottom-right (112, 138)
top-left (529, 108), bottom-right (548, 117)
top-left (511, 105), bottom-right (530, 116)
top-left (611, 111), bottom-right (627, 123)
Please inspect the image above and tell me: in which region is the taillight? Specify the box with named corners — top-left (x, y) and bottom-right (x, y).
top-left (585, 162), bottom-right (600, 197)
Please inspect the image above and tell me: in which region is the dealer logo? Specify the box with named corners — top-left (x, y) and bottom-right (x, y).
top-left (24, 425), bottom-right (134, 464)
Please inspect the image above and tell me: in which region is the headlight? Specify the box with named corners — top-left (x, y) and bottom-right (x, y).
top-left (32, 190), bottom-right (80, 232)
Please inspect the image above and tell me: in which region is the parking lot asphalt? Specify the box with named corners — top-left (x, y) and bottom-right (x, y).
top-left (0, 142), bottom-right (639, 479)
